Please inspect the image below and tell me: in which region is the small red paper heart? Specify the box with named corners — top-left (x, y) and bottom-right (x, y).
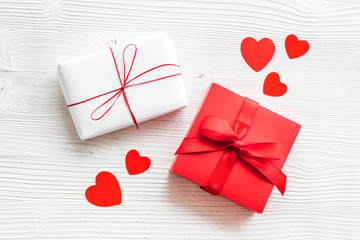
top-left (85, 171), bottom-right (122, 207)
top-left (263, 72), bottom-right (287, 97)
top-left (126, 149), bottom-right (151, 175)
top-left (241, 37), bottom-right (275, 72)
top-left (285, 34), bottom-right (309, 59)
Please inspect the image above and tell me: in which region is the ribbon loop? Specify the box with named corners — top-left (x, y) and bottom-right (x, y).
top-left (238, 142), bottom-right (282, 160)
top-left (90, 88), bottom-right (124, 121)
top-left (200, 116), bottom-right (239, 142)
top-left (122, 44), bottom-right (137, 84)
top-left (67, 44), bottom-right (182, 129)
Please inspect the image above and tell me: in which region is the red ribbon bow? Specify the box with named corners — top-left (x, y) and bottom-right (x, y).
top-left (175, 97), bottom-right (287, 195)
top-left (67, 44), bottom-right (181, 129)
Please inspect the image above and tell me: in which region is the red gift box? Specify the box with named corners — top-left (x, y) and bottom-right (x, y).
top-left (170, 83), bottom-right (301, 213)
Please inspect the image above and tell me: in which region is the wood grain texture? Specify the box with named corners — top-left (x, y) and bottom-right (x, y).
top-left (1, 0), bottom-right (360, 239)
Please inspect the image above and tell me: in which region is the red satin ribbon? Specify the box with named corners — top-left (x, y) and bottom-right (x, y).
top-left (67, 44), bottom-right (182, 129)
top-left (175, 97), bottom-right (287, 195)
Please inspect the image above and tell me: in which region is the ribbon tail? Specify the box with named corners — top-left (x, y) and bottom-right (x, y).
top-left (175, 137), bottom-right (229, 155)
top-left (241, 156), bottom-right (287, 195)
top-left (126, 64), bottom-right (181, 86)
top-left (201, 150), bottom-right (237, 195)
top-left (121, 90), bottom-right (138, 129)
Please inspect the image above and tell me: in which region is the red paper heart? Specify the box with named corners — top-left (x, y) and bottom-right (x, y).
top-left (241, 37), bottom-right (275, 72)
top-left (285, 34), bottom-right (309, 59)
top-left (263, 72), bottom-right (287, 97)
top-left (126, 149), bottom-right (151, 175)
top-left (85, 171), bottom-right (122, 207)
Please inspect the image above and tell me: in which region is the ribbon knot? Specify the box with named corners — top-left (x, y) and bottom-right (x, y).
top-left (232, 140), bottom-right (243, 150)
top-left (67, 44), bottom-right (182, 129)
top-left (176, 98), bottom-right (287, 195)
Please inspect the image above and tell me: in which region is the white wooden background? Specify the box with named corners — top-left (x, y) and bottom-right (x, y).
top-left (0, 0), bottom-right (360, 239)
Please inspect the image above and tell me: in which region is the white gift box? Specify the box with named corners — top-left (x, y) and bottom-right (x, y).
top-left (58, 32), bottom-right (187, 140)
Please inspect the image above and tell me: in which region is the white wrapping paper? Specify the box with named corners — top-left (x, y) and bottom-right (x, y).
top-left (58, 32), bottom-right (187, 140)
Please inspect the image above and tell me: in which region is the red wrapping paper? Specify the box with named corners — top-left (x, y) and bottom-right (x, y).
top-left (170, 83), bottom-right (301, 213)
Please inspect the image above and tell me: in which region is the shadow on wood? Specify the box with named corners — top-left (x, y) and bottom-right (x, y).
top-left (166, 172), bottom-right (255, 227)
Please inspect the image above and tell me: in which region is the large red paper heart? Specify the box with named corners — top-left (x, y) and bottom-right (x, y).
top-left (126, 149), bottom-right (151, 175)
top-left (285, 34), bottom-right (309, 59)
top-left (85, 171), bottom-right (122, 207)
top-left (241, 37), bottom-right (275, 72)
top-left (263, 72), bottom-right (287, 97)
